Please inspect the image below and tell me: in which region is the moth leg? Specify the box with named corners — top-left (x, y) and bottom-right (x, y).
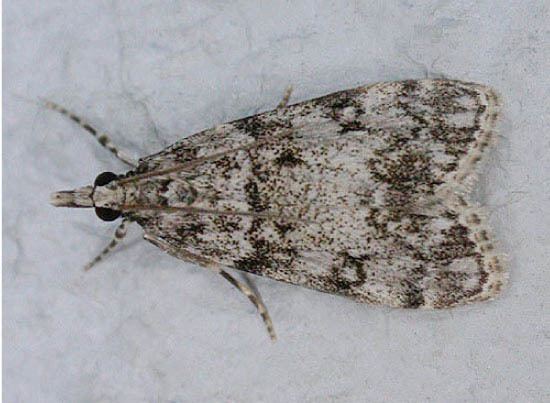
top-left (43, 100), bottom-right (138, 167)
top-left (84, 218), bottom-right (130, 271)
top-left (219, 270), bottom-right (277, 341)
top-left (142, 232), bottom-right (276, 340)
top-left (276, 85), bottom-right (293, 109)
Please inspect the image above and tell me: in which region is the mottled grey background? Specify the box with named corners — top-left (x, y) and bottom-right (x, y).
top-left (4, 1), bottom-right (549, 402)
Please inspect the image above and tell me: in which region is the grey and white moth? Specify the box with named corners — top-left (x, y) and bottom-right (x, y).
top-left (50, 79), bottom-right (506, 340)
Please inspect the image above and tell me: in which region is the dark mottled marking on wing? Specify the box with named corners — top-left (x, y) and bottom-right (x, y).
top-left (339, 120), bottom-right (367, 134)
top-left (430, 224), bottom-right (481, 263)
top-left (400, 264), bottom-right (427, 308)
top-left (402, 282), bottom-right (425, 308)
top-left (274, 147), bottom-right (305, 167)
top-left (234, 218), bottom-right (274, 274)
top-left (337, 253), bottom-right (368, 289)
top-left (233, 114), bottom-right (292, 139)
top-left (214, 216), bottom-right (242, 233)
top-left (321, 89), bottom-right (366, 119)
top-left (274, 222), bottom-right (295, 237)
top-left (244, 180), bottom-right (267, 212)
top-left (370, 148), bottom-right (439, 193)
top-left (176, 222), bottom-right (205, 238)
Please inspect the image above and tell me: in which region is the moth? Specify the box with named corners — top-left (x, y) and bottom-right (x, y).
top-left (50, 79), bottom-right (506, 340)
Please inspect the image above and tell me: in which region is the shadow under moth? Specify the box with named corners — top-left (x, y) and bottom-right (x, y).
top-left (50, 79), bottom-right (506, 340)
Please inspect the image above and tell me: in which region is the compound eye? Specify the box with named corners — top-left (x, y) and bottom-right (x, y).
top-left (94, 171), bottom-right (118, 187)
top-left (95, 207), bottom-right (121, 222)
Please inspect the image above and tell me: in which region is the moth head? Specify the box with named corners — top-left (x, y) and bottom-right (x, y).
top-left (50, 171), bottom-right (122, 222)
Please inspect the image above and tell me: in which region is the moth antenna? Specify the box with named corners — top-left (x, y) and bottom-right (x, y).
top-left (84, 219), bottom-right (130, 271)
top-left (42, 99), bottom-right (138, 167)
top-left (219, 270), bottom-right (277, 341)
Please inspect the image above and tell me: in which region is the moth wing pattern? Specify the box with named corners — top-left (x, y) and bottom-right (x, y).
top-left (130, 79), bottom-right (505, 309)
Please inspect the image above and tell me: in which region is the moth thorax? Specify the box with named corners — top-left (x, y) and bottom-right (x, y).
top-left (93, 184), bottom-right (124, 210)
top-left (162, 180), bottom-right (198, 205)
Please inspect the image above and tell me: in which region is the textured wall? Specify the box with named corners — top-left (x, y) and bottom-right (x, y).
top-left (4, 1), bottom-right (549, 402)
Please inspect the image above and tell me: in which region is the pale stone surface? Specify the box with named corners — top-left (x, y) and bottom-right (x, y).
top-left (4, 1), bottom-right (549, 401)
